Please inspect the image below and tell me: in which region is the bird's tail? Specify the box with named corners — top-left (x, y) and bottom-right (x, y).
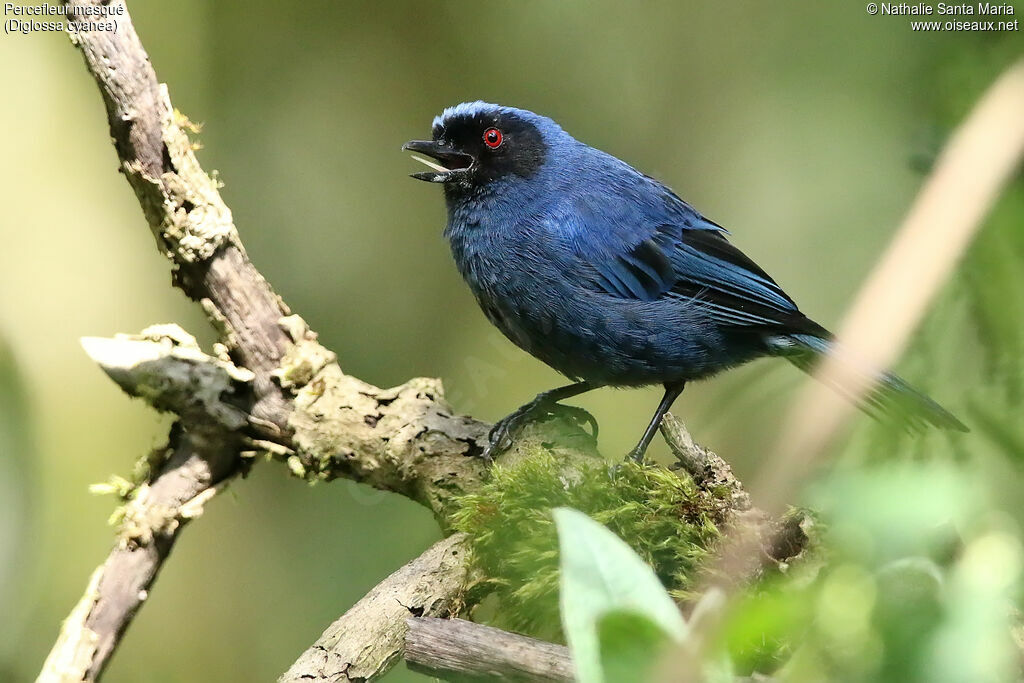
top-left (767, 333), bottom-right (967, 432)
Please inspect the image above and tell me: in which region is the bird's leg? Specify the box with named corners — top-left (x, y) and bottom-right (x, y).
top-left (484, 380), bottom-right (601, 460)
top-left (626, 381), bottom-right (686, 463)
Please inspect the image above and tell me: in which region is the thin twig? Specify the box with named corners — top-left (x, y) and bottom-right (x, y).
top-left (404, 617), bottom-right (574, 682)
top-left (661, 413), bottom-right (813, 591)
top-left (661, 413), bottom-right (750, 511)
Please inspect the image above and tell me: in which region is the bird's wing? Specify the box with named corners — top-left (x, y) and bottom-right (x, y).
top-left (556, 188), bottom-right (805, 330)
top-left (662, 227), bottom-right (805, 329)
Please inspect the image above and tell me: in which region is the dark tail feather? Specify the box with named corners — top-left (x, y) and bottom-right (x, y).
top-left (768, 333), bottom-right (968, 432)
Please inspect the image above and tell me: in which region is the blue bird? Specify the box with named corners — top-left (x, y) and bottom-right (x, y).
top-left (403, 102), bottom-right (966, 461)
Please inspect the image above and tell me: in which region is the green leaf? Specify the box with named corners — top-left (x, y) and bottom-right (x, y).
top-left (554, 507), bottom-right (688, 683)
top-left (597, 610), bottom-right (672, 683)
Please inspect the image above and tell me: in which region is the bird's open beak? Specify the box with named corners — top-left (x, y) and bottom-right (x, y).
top-left (402, 140), bottom-right (474, 183)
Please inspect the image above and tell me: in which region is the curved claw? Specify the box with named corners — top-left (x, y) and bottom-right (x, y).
top-left (481, 411), bottom-right (529, 461)
top-left (625, 446), bottom-right (647, 463)
top-left (549, 404), bottom-right (599, 440)
top-left (480, 401), bottom-right (602, 463)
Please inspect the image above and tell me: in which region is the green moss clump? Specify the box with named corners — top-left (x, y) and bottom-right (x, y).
top-left (451, 451), bottom-right (729, 639)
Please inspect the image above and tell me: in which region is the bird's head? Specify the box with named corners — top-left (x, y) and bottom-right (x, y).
top-left (403, 102), bottom-right (552, 191)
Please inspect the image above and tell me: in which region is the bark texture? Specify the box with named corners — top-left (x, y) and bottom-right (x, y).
top-left (405, 617), bottom-right (574, 682)
top-left (280, 535), bottom-right (471, 683)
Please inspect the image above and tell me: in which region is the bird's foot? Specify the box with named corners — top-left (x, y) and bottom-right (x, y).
top-left (624, 446), bottom-right (647, 464)
top-left (482, 407), bottom-right (535, 461)
top-left (552, 404), bottom-right (600, 442)
top-left (481, 401), bottom-right (599, 461)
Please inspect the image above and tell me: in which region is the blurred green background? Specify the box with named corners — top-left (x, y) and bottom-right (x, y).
top-left (0, 2), bottom-right (1020, 681)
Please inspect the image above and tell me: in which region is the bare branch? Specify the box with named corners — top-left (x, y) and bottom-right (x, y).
top-left (404, 617), bottom-right (574, 683)
top-left (402, 618), bottom-right (780, 683)
top-left (280, 535), bottom-right (471, 683)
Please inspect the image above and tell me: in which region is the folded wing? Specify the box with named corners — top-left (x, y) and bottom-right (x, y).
top-left (563, 188), bottom-right (821, 336)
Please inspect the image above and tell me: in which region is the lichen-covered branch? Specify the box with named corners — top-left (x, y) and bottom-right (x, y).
top-left (280, 535), bottom-right (471, 683)
top-left (276, 315), bottom-right (603, 523)
top-left (404, 617), bottom-right (574, 682)
top-left (38, 424), bottom-right (240, 683)
top-left (38, 326), bottom-right (252, 682)
top-left (41, 4), bottom-right (296, 674)
top-left (63, 0), bottom-right (292, 413)
top-left (48, 2), bottom-right (812, 681)
top-left (80, 326), bottom-right (255, 430)
top-left (661, 413), bottom-right (750, 512)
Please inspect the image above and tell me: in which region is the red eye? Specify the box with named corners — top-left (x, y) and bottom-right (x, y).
top-left (483, 127), bottom-right (503, 148)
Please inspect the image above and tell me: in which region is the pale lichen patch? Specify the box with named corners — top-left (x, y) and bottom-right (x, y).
top-left (80, 324), bottom-right (253, 430)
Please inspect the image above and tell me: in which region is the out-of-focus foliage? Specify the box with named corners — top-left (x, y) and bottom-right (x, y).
top-left (554, 507), bottom-right (687, 683)
top-left (711, 34), bottom-right (1024, 683)
top-left (860, 34), bottom-right (1023, 465)
top-left (2, 1), bottom-right (1022, 681)
top-left (718, 465), bottom-right (1022, 682)
top-left (453, 453), bottom-right (724, 638)
top-left (0, 339), bottom-right (33, 683)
